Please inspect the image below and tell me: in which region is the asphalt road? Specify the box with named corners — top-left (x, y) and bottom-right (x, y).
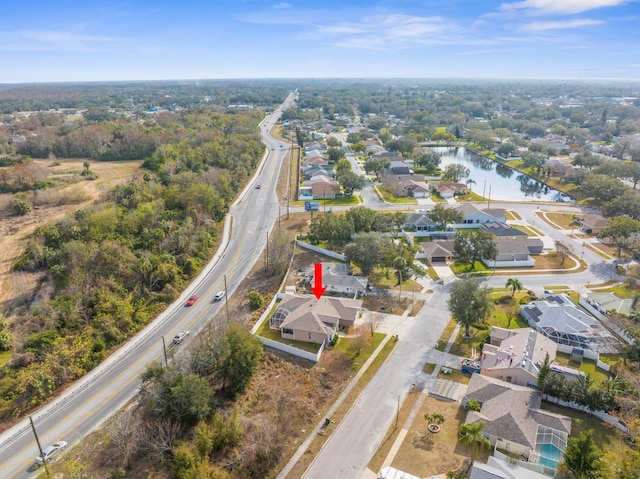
top-left (0, 92), bottom-right (297, 478)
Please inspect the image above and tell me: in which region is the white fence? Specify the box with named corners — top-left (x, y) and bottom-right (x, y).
top-left (251, 292), bottom-right (325, 362)
top-left (579, 297), bottom-right (635, 345)
top-left (493, 449), bottom-right (555, 477)
top-left (542, 394), bottom-right (629, 434)
top-left (258, 336), bottom-right (324, 362)
top-left (295, 240), bottom-right (347, 261)
top-left (555, 343), bottom-right (600, 361)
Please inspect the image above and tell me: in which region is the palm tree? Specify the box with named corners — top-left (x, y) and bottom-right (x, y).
top-left (505, 278), bottom-right (523, 297)
top-left (424, 412), bottom-right (445, 437)
top-left (458, 421), bottom-right (490, 461)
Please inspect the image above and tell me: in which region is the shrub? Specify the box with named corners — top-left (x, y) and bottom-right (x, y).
top-left (465, 398), bottom-right (481, 412)
top-left (247, 291), bottom-right (264, 310)
top-left (11, 198), bottom-right (32, 216)
top-left (495, 295), bottom-right (514, 305)
top-left (519, 295), bottom-right (533, 305)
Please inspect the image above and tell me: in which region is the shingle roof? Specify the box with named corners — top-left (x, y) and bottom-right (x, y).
top-left (480, 327), bottom-right (557, 378)
top-left (465, 375), bottom-right (570, 449)
top-left (275, 293), bottom-right (363, 334)
top-left (420, 240), bottom-right (455, 258)
top-left (481, 222), bottom-right (528, 237)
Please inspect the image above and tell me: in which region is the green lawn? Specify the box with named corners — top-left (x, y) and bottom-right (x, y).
top-left (552, 353), bottom-right (611, 384)
top-left (376, 185), bottom-right (418, 204)
top-left (255, 313), bottom-right (322, 354)
top-left (450, 261), bottom-right (491, 274)
top-left (334, 332), bottom-right (386, 371)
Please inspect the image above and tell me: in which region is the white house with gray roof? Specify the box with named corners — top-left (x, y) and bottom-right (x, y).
top-left (309, 262), bottom-right (368, 297)
top-left (449, 204), bottom-right (506, 228)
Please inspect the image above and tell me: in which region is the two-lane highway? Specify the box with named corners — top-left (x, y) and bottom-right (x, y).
top-left (0, 93), bottom-right (297, 478)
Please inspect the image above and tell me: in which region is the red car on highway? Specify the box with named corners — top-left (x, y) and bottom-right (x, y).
top-left (186, 294), bottom-right (198, 306)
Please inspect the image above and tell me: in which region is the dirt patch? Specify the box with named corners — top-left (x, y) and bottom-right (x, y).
top-left (390, 396), bottom-right (481, 477)
top-left (0, 159), bottom-right (141, 312)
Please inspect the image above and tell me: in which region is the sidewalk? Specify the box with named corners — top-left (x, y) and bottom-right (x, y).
top-left (371, 322), bottom-right (462, 479)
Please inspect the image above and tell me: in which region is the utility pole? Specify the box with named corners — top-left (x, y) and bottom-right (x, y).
top-left (265, 233), bottom-right (269, 270)
top-left (288, 130), bottom-right (293, 219)
top-left (395, 395), bottom-right (400, 429)
top-left (224, 274), bottom-right (230, 324)
top-left (161, 336), bottom-right (168, 367)
top-left (30, 416), bottom-right (50, 478)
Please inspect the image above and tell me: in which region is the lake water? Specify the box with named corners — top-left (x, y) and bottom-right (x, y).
top-left (432, 146), bottom-right (573, 203)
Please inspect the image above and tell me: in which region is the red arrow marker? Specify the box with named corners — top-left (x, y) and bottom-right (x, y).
top-left (310, 263), bottom-right (326, 299)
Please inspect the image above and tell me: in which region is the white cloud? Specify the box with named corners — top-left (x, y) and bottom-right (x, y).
top-left (0, 29), bottom-right (165, 54)
top-left (310, 14), bottom-right (457, 49)
top-left (273, 2), bottom-right (292, 8)
top-left (501, 0), bottom-right (629, 15)
top-left (521, 18), bottom-right (604, 30)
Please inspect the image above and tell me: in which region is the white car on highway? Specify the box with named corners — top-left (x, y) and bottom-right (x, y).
top-left (35, 440), bottom-right (67, 467)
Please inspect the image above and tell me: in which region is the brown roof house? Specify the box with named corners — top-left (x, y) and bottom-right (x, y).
top-left (577, 213), bottom-right (607, 235)
top-left (463, 374), bottom-right (571, 472)
top-left (420, 240), bottom-right (456, 264)
top-left (269, 293), bottom-right (362, 345)
top-left (433, 182), bottom-right (468, 199)
top-left (300, 174), bottom-right (341, 200)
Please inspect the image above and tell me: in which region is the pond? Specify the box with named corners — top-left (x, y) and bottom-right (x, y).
top-left (432, 146), bottom-right (573, 203)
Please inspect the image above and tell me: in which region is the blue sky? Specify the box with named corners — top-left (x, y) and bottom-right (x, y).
top-left (1, 0), bottom-right (638, 83)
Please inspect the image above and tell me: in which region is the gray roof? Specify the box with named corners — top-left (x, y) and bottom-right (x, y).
top-left (274, 293), bottom-right (363, 333)
top-left (310, 262), bottom-right (368, 291)
top-left (481, 327), bottom-right (557, 378)
top-left (520, 293), bottom-right (619, 352)
top-left (406, 213), bottom-right (436, 228)
top-left (421, 240), bottom-right (455, 258)
top-left (481, 222), bottom-right (528, 237)
top-left (470, 456), bottom-right (552, 479)
top-left (465, 375), bottom-right (570, 450)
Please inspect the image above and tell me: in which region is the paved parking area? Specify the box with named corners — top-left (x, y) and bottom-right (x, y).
top-left (428, 378), bottom-right (468, 402)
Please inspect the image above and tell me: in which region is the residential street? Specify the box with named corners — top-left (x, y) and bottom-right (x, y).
top-left (302, 287), bottom-right (451, 479)
top-left (298, 198), bottom-right (620, 479)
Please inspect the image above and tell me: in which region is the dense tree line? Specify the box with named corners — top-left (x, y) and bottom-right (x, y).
top-left (0, 81), bottom-right (292, 114)
top-left (0, 108), bottom-right (264, 419)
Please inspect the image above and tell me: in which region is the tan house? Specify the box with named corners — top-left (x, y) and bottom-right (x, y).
top-left (302, 175), bottom-right (341, 199)
top-left (463, 374), bottom-right (571, 471)
top-left (420, 240), bottom-right (456, 264)
top-left (269, 293), bottom-right (362, 344)
top-left (479, 327), bottom-right (557, 387)
top-left (577, 213), bottom-right (607, 234)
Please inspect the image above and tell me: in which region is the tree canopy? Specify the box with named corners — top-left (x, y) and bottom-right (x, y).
top-left (447, 278), bottom-right (493, 338)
